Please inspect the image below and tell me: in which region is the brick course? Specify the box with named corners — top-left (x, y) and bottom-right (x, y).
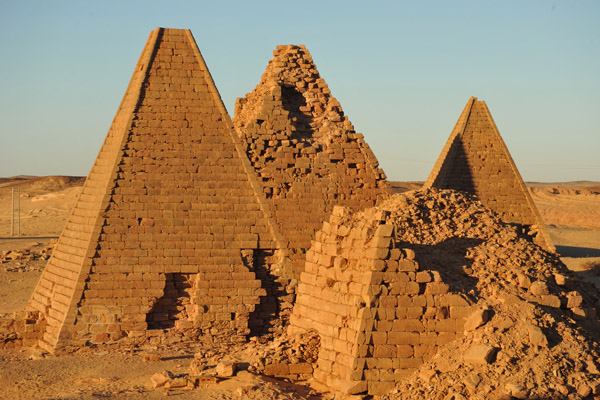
top-left (289, 206), bottom-right (473, 395)
top-left (27, 28), bottom-right (281, 351)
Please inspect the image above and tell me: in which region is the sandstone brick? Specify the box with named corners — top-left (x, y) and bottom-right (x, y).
top-left (27, 27), bottom-right (279, 350)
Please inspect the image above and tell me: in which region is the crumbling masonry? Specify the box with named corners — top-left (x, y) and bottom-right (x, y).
top-left (289, 203), bottom-right (474, 395)
top-left (233, 45), bottom-right (389, 334)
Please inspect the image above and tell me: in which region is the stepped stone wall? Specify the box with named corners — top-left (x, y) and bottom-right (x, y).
top-left (425, 97), bottom-right (554, 252)
top-left (27, 28), bottom-right (281, 351)
top-left (289, 206), bottom-right (474, 396)
top-left (233, 45), bottom-right (389, 280)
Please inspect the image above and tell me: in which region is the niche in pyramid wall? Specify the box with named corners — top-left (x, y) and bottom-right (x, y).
top-left (27, 27), bottom-right (280, 351)
top-left (233, 44), bottom-right (390, 283)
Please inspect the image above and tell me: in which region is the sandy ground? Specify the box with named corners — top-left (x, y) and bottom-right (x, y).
top-left (0, 176), bottom-right (598, 399)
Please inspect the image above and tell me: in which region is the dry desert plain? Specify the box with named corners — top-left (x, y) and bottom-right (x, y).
top-left (0, 175), bottom-right (599, 399)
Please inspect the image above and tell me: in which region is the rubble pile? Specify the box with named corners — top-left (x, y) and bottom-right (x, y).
top-left (249, 330), bottom-right (320, 380)
top-left (380, 189), bottom-right (597, 313)
top-left (1, 242), bottom-right (55, 263)
top-left (381, 189), bottom-right (600, 398)
top-left (289, 188), bottom-right (599, 397)
top-left (385, 300), bottom-right (600, 399)
top-left (1, 241), bottom-right (56, 272)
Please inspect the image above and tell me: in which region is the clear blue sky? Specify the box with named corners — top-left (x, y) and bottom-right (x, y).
top-left (1, 0), bottom-right (598, 182)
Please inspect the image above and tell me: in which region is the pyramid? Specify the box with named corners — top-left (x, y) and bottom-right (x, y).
top-left (233, 45), bottom-right (389, 281)
top-left (424, 97), bottom-right (554, 252)
top-left (288, 201), bottom-right (475, 396)
top-left (289, 190), bottom-right (594, 396)
top-left (27, 28), bottom-right (281, 351)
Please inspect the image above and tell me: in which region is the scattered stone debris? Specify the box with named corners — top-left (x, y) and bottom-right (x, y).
top-left (1, 240), bottom-right (55, 272)
top-left (0, 311), bottom-right (46, 348)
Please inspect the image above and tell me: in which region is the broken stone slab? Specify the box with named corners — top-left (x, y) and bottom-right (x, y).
top-left (216, 361), bottom-right (237, 377)
top-left (151, 371), bottom-right (174, 388)
top-left (529, 281), bottom-right (549, 296)
top-left (418, 369), bottom-right (437, 383)
top-left (189, 376), bottom-right (219, 386)
top-left (143, 353), bottom-right (161, 362)
top-left (554, 273), bottom-right (567, 286)
top-left (463, 373), bottom-right (482, 390)
top-left (527, 324), bottom-right (548, 348)
top-left (577, 383), bottom-right (592, 397)
top-left (463, 307), bottom-right (490, 332)
top-left (566, 292), bottom-right (583, 308)
top-left (505, 383), bottom-right (529, 399)
top-left (165, 377), bottom-right (188, 389)
top-left (463, 344), bottom-right (496, 364)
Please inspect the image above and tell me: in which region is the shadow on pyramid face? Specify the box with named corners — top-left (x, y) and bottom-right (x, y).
top-left (280, 84), bottom-right (315, 142)
top-left (248, 249), bottom-right (288, 338)
top-left (407, 237), bottom-right (483, 296)
top-left (435, 136), bottom-right (476, 194)
top-left (146, 273), bottom-right (194, 330)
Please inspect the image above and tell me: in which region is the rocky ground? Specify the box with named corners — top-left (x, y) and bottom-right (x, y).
top-left (0, 176), bottom-right (598, 399)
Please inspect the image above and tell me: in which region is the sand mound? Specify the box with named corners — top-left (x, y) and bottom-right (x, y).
top-left (0, 176), bottom-right (84, 195)
top-left (530, 184), bottom-right (600, 229)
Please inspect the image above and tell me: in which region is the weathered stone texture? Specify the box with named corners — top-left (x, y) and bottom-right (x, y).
top-left (0, 311), bottom-right (46, 348)
top-left (27, 27), bottom-right (280, 351)
top-left (233, 45), bottom-right (389, 282)
top-left (289, 205), bottom-right (472, 395)
top-left (424, 97), bottom-right (554, 252)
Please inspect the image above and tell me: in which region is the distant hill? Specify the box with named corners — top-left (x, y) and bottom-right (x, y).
top-left (0, 176), bottom-right (85, 194)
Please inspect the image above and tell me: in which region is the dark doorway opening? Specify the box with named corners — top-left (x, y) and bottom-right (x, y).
top-left (146, 273), bottom-right (195, 330)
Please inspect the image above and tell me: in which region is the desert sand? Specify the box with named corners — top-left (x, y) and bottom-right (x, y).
top-left (0, 176), bottom-right (598, 399)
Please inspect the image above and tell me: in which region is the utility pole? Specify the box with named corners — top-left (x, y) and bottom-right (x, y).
top-left (18, 187), bottom-right (21, 235)
top-left (11, 188), bottom-right (14, 236)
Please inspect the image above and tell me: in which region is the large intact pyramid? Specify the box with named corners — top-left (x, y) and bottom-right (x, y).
top-left (27, 28), bottom-right (281, 351)
top-left (424, 97), bottom-right (554, 252)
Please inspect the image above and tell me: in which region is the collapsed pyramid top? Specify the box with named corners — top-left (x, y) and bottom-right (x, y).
top-left (233, 44), bottom-right (389, 278)
top-left (425, 97), bottom-right (554, 252)
top-left (28, 27), bottom-right (280, 350)
top-left (234, 45), bottom-right (365, 145)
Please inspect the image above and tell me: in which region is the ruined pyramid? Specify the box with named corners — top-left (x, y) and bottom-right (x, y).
top-left (424, 97), bottom-right (554, 252)
top-left (288, 189), bottom-right (597, 396)
top-left (27, 28), bottom-right (281, 351)
top-left (233, 45), bottom-right (390, 282)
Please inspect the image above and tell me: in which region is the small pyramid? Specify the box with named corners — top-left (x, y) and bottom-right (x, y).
top-left (424, 97), bottom-right (554, 251)
top-left (289, 202), bottom-right (475, 396)
top-left (27, 28), bottom-right (280, 351)
top-left (233, 45), bottom-right (389, 281)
